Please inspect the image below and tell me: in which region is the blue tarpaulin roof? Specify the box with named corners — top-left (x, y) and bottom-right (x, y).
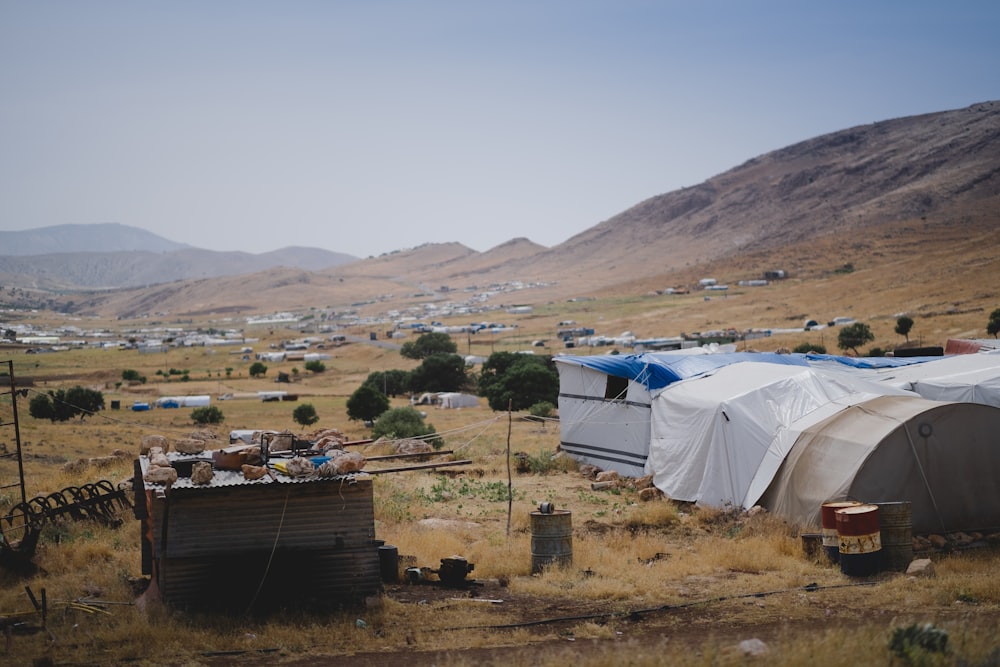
top-left (803, 353), bottom-right (943, 369)
top-left (554, 352), bottom-right (811, 391)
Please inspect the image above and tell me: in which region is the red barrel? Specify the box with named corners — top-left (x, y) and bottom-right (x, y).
top-left (821, 500), bottom-right (862, 563)
top-left (836, 504), bottom-right (881, 577)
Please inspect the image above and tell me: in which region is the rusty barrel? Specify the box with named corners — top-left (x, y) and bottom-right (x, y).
top-left (836, 503), bottom-right (881, 577)
top-left (821, 500), bottom-right (862, 563)
top-left (530, 510), bottom-right (572, 573)
top-left (876, 501), bottom-right (913, 572)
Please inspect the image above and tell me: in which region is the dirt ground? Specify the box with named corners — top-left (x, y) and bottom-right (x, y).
top-left (200, 574), bottom-right (1000, 667)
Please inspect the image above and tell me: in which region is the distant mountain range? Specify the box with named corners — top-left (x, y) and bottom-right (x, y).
top-left (1, 100), bottom-right (998, 321)
top-left (0, 223), bottom-right (358, 289)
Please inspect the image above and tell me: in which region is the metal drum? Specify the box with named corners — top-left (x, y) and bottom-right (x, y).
top-left (836, 503), bottom-right (881, 577)
top-left (876, 501), bottom-right (913, 572)
top-left (378, 544), bottom-right (399, 584)
top-left (530, 510), bottom-right (572, 573)
top-left (821, 500), bottom-right (862, 563)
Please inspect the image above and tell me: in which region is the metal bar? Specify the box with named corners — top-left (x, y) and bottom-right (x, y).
top-left (364, 450), bottom-right (453, 461)
top-left (366, 459), bottom-right (473, 474)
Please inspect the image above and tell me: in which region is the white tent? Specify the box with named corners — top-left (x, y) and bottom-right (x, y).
top-left (806, 351), bottom-right (1000, 407)
top-left (155, 395), bottom-right (211, 408)
top-left (646, 362), bottom-right (914, 507)
top-left (437, 392), bottom-right (479, 409)
top-left (555, 347), bottom-right (729, 475)
top-left (759, 395), bottom-right (1000, 533)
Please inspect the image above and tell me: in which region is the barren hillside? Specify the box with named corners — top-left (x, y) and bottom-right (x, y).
top-left (10, 101), bottom-right (999, 325)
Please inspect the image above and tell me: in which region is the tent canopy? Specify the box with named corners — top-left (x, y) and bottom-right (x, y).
top-left (760, 396), bottom-right (1000, 533)
top-left (645, 362), bottom-right (914, 507)
top-left (555, 351), bottom-right (809, 392)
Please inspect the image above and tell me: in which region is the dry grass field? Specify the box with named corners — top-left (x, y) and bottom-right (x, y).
top-left (2, 264), bottom-right (1000, 666)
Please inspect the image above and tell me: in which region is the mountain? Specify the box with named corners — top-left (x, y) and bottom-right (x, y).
top-left (0, 226), bottom-right (358, 289)
top-left (3, 101), bottom-right (998, 321)
top-left (0, 222), bottom-right (190, 255)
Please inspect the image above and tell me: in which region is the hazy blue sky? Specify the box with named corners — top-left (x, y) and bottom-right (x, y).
top-left (2, 2), bottom-right (997, 258)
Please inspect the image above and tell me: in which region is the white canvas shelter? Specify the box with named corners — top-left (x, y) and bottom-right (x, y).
top-left (437, 392), bottom-right (479, 409)
top-left (809, 351), bottom-right (1000, 407)
top-left (759, 395), bottom-right (1000, 533)
top-left (646, 362), bottom-right (914, 507)
top-left (555, 347), bottom-right (721, 476)
top-left (557, 350), bottom-right (1000, 532)
top-left (155, 395), bottom-right (211, 408)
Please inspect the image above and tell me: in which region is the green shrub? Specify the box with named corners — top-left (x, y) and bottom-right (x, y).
top-left (372, 407), bottom-right (441, 449)
top-left (191, 406), bottom-right (224, 425)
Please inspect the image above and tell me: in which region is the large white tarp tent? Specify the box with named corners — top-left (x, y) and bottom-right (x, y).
top-left (759, 395), bottom-right (1000, 533)
top-left (807, 351), bottom-right (1000, 407)
top-left (554, 347), bottom-right (731, 476)
top-left (437, 392), bottom-right (479, 409)
top-left (646, 362), bottom-right (914, 507)
top-left (556, 349), bottom-right (1000, 531)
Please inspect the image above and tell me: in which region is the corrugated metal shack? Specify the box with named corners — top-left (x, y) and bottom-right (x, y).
top-left (136, 453), bottom-right (380, 612)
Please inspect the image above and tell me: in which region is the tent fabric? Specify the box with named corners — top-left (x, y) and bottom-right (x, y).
top-left (556, 363), bottom-right (652, 476)
top-left (814, 352), bottom-right (1000, 407)
top-left (645, 363), bottom-right (914, 507)
top-left (760, 396), bottom-right (1000, 533)
top-left (437, 392), bottom-right (479, 409)
top-left (555, 351), bottom-right (808, 392)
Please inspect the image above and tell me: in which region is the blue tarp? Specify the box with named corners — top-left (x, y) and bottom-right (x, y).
top-left (803, 353), bottom-right (942, 369)
top-left (554, 352), bottom-right (811, 391)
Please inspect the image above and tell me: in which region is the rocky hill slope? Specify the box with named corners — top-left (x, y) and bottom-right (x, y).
top-left (3, 101), bottom-right (998, 321)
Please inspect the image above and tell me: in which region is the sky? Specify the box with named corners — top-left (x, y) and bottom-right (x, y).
top-left (2, 2), bottom-right (998, 259)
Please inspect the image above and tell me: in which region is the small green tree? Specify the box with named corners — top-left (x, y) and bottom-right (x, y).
top-left (793, 342), bottom-right (827, 354)
top-left (529, 401), bottom-right (555, 418)
top-left (478, 352), bottom-right (559, 411)
top-left (408, 353), bottom-right (468, 393)
top-left (988, 308), bottom-right (1000, 338)
top-left (837, 322), bottom-right (875, 356)
top-left (372, 406), bottom-right (441, 448)
top-left (400, 332), bottom-right (458, 360)
top-left (28, 393), bottom-right (55, 421)
top-left (121, 369), bottom-right (146, 384)
top-left (292, 403), bottom-right (320, 427)
top-left (28, 386), bottom-right (104, 422)
top-left (895, 315), bottom-right (914, 342)
top-left (191, 406), bottom-right (225, 425)
top-left (346, 385), bottom-right (390, 422)
top-left (363, 369), bottom-right (411, 397)
top-left (249, 361), bottom-right (268, 378)
top-left (304, 360), bottom-right (326, 373)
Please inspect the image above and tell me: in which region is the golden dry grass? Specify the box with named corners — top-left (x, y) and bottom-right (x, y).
top-left (2, 289), bottom-right (1000, 665)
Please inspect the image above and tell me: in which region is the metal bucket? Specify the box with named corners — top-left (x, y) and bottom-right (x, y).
top-left (378, 544), bottom-right (399, 584)
top-left (836, 504), bottom-right (881, 577)
top-left (530, 510), bottom-right (572, 573)
top-left (821, 500), bottom-right (862, 563)
top-left (876, 501), bottom-right (913, 572)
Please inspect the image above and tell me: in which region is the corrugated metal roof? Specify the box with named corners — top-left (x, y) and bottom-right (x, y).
top-left (140, 452), bottom-right (368, 490)
top-left (142, 451), bottom-right (381, 610)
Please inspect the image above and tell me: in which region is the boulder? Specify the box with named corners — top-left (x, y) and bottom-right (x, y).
top-left (318, 451), bottom-right (366, 476)
top-left (140, 435), bottom-right (169, 455)
top-left (190, 461), bottom-right (214, 485)
top-left (395, 439), bottom-right (433, 455)
top-left (241, 464), bottom-right (268, 481)
top-left (632, 474), bottom-right (654, 490)
top-left (638, 487), bottom-right (662, 502)
top-left (595, 470), bottom-right (620, 483)
top-left (906, 558), bottom-right (935, 577)
top-left (149, 451), bottom-right (170, 468)
top-left (174, 438), bottom-right (206, 455)
top-left (144, 465), bottom-right (178, 485)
